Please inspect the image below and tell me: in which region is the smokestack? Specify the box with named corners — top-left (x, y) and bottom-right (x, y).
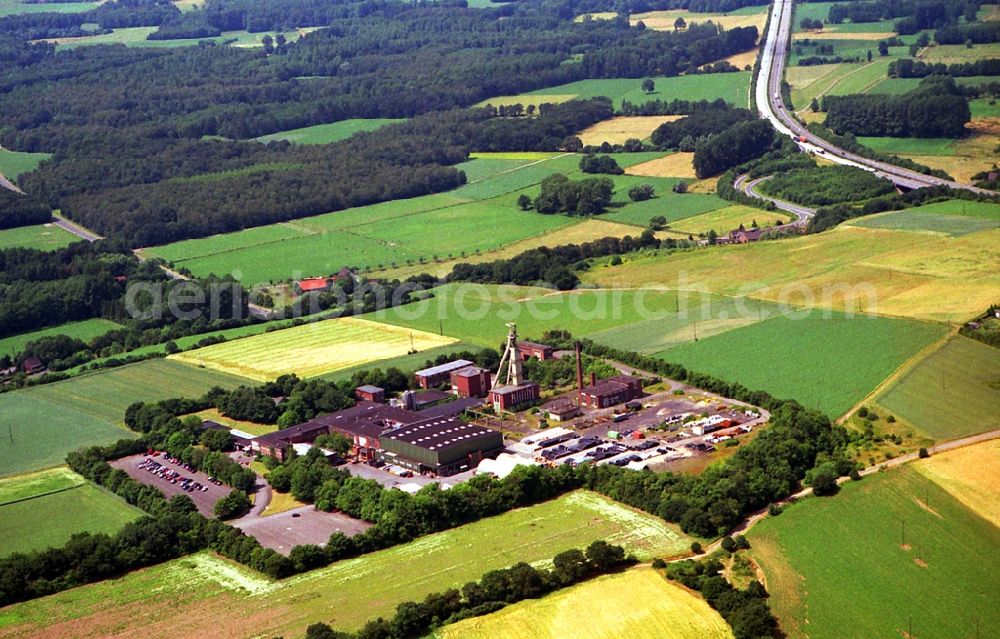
top-left (575, 342), bottom-right (584, 391)
top-left (590, 371), bottom-right (597, 387)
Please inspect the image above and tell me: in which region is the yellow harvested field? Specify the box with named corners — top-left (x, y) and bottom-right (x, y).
top-left (796, 30), bottom-right (895, 40)
top-left (379, 219), bottom-right (649, 279)
top-left (438, 567), bottom-right (733, 639)
top-left (574, 11), bottom-right (616, 21)
top-left (899, 123), bottom-right (1000, 183)
top-left (631, 9), bottom-right (767, 33)
top-left (582, 224), bottom-right (1000, 323)
top-left (475, 95), bottom-right (576, 109)
top-left (671, 206), bottom-right (790, 235)
top-left (626, 152), bottom-right (697, 178)
top-left (916, 440), bottom-right (1000, 527)
top-left (685, 178), bottom-right (719, 194)
top-left (715, 47), bottom-right (759, 70)
top-left (578, 116), bottom-right (682, 146)
top-left (170, 317), bottom-right (457, 380)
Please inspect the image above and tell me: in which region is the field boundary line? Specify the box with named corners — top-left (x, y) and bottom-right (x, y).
top-left (835, 327), bottom-right (957, 424)
top-left (158, 153), bottom-right (577, 265)
top-left (0, 482), bottom-right (84, 508)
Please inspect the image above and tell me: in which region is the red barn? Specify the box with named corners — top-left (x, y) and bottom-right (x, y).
top-left (578, 374), bottom-right (643, 409)
top-left (355, 385), bottom-right (385, 403)
top-left (517, 341), bottom-right (555, 361)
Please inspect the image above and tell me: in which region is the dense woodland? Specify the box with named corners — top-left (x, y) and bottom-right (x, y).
top-left (759, 165), bottom-right (896, 206)
top-left (0, 0), bottom-right (759, 247)
top-left (823, 77), bottom-right (971, 137)
top-left (650, 106), bottom-right (754, 150)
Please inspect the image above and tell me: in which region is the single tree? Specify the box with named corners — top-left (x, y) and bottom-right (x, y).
top-left (809, 97), bottom-right (820, 112)
top-left (517, 194), bottom-right (532, 210)
top-left (877, 41), bottom-right (889, 56)
top-left (674, 16), bottom-right (686, 31)
top-left (262, 35), bottom-right (274, 55)
top-left (867, 48), bottom-right (873, 62)
top-left (642, 78), bottom-right (656, 94)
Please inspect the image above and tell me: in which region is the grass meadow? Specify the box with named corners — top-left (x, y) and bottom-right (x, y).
top-left (0, 318), bottom-right (120, 359)
top-left (0, 468), bottom-right (143, 557)
top-left (876, 335), bottom-right (1000, 440)
top-left (655, 310), bottom-right (948, 418)
top-left (0, 148), bottom-right (50, 180)
top-left (0, 223), bottom-right (77, 252)
top-left (435, 567), bottom-right (732, 639)
top-left (0, 359), bottom-right (249, 476)
top-left (171, 317), bottom-right (457, 380)
top-left (750, 466), bottom-right (1000, 639)
top-left (145, 150), bottom-right (714, 284)
top-left (366, 284), bottom-right (695, 348)
top-left (582, 224), bottom-right (1000, 323)
top-left (0, 0), bottom-right (96, 16)
top-left (850, 208), bottom-right (1000, 237)
top-left (0, 490), bottom-right (692, 638)
top-left (483, 73), bottom-right (752, 110)
top-left (253, 119), bottom-right (405, 145)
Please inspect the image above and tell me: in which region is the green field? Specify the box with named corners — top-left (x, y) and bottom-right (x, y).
top-left (171, 316), bottom-right (459, 380)
top-left (0, 148), bottom-right (50, 180)
top-left (750, 466), bottom-right (1000, 639)
top-left (1, 359), bottom-right (248, 475)
top-left (49, 27), bottom-right (307, 50)
top-left (0, 0), bottom-right (97, 16)
top-left (0, 468), bottom-right (143, 557)
top-left (22, 358), bottom-right (251, 424)
top-left (877, 335), bottom-right (1000, 440)
top-left (970, 97), bottom-right (1000, 119)
top-left (0, 318), bottom-right (121, 359)
top-left (0, 223), bottom-right (77, 252)
top-left (0, 490), bottom-right (692, 638)
top-left (436, 567), bottom-right (732, 639)
top-left (253, 119), bottom-right (405, 145)
top-left (144, 151), bottom-right (693, 285)
top-left (654, 310), bottom-right (949, 418)
top-left (848, 210), bottom-right (1000, 236)
top-left (520, 73), bottom-right (752, 109)
top-left (366, 284), bottom-right (691, 347)
top-left (0, 392), bottom-right (131, 477)
top-left (857, 136), bottom-right (956, 156)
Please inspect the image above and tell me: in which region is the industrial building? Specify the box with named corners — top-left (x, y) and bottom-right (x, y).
top-left (490, 382), bottom-right (541, 411)
top-left (542, 399), bottom-right (580, 422)
top-left (414, 359), bottom-right (475, 389)
top-left (489, 323), bottom-right (541, 411)
top-left (578, 374), bottom-right (643, 409)
top-left (355, 384), bottom-right (385, 403)
top-left (517, 341), bottom-right (555, 361)
top-left (450, 365), bottom-right (491, 398)
top-left (380, 415), bottom-right (503, 476)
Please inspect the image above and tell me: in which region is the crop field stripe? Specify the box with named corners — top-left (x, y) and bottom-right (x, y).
top-left (749, 467), bottom-right (1000, 639)
top-left (0, 490), bottom-right (692, 638)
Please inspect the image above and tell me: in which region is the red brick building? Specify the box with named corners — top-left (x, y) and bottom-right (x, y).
top-left (414, 359), bottom-right (475, 389)
top-left (578, 374), bottom-right (643, 409)
top-left (489, 382), bottom-right (540, 412)
top-left (517, 341), bottom-right (555, 361)
top-left (355, 385), bottom-right (385, 403)
top-left (450, 366), bottom-right (492, 398)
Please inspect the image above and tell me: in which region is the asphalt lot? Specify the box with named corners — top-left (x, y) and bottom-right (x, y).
top-left (346, 461), bottom-right (476, 490)
top-left (233, 506), bottom-right (371, 556)
top-left (110, 453), bottom-right (233, 517)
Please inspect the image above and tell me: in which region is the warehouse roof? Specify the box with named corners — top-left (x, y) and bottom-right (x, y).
top-left (414, 359), bottom-right (474, 378)
top-left (385, 416), bottom-right (499, 452)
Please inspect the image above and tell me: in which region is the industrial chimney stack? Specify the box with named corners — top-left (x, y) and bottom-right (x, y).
top-left (574, 342), bottom-right (584, 391)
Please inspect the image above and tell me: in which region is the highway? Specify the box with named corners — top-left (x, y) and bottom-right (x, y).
top-left (756, 0), bottom-right (995, 195)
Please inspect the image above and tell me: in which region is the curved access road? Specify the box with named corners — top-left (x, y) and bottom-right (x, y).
top-left (756, 0), bottom-right (995, 195)
top-left (733, 173), bottom-right (816, 228)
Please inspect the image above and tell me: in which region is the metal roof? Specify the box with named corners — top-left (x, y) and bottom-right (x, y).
top-left (414, 359), bottom-right (474, 378)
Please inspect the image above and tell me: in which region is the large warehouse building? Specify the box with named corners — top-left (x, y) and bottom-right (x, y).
top-left (379, 415), bottom-right (504, 476)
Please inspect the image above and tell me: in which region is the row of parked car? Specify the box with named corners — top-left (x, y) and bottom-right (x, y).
top-left (139, 456), bottom-right (218, 493)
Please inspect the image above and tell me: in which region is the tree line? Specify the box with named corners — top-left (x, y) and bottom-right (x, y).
top-left (759, 165), bottom-right (896, 207)
top-left (0, 190), bottom-right (51, 229)
top-left (889, 57), bottom-right (1000, 78)
top-left (823, 77), bottom-right (971, 138)
top-left (693, 119), bottom-right (776, 178)
top-left (650, 106), bottom-right (754, 150)
top-left (666, 558), bottom-right (779, 639)
top-left (304, 541), bottom-right (634, 639)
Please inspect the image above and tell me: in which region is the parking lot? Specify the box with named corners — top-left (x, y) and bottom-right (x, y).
top-left (233, 506), bottom-right (372, 555)
top-left (110, 453), bottom-right (234, 517)
top-left (345, 460), bottom-right (476, 490)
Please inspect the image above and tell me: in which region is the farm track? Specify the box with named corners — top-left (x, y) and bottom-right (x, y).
top-left (0, 171), bottom-right (23, 194)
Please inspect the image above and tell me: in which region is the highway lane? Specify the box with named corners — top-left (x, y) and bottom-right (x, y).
top-left (756, 0), bottom-right (995, 195)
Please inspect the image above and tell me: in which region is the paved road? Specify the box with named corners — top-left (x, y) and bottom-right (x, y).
top-left (52, 216), bottom-right (103, 242)
top-left (756, 0), bottom-right (995, 195)
top-left (0, 172), bottom-right (23, 194)
top-left (733, 173), bottom-right (816, 228)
